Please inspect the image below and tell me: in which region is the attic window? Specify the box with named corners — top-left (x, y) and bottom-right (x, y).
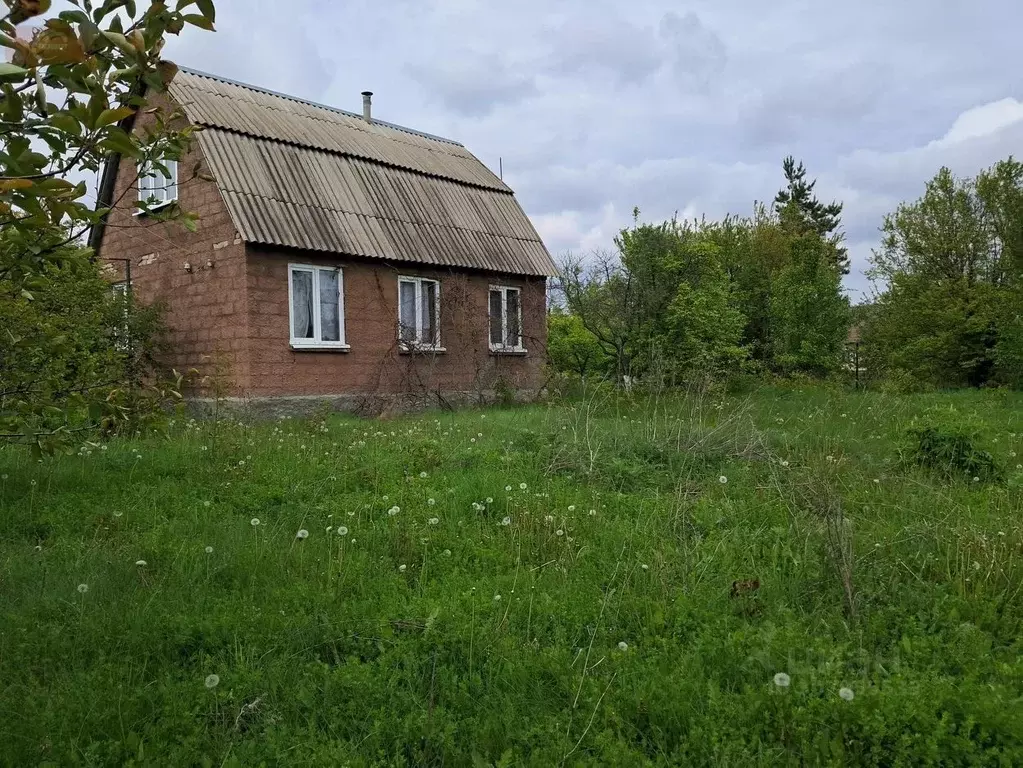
top-left (398, 276), bottom-right (441, 350)
top-left (137, 158), bottom-right (177, 208)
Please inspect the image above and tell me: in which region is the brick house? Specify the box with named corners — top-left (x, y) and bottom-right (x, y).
top-left (91, 69), bottom-right (557, 414)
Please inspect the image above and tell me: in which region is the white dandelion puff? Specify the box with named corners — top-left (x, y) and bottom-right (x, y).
top-left (205, 546), bottom-right (214, 554)
top-left (501, 516), bottom-right (511, 526)
top-left (419, 471), bottom-right (428, 478)
top-left (428, 517), bottom-right (439, 525)
top-left (505, 485), bottom-right (512, 492)
top-left (295, 529), bottom-right (309, 540)
top-left (588, 509), bottom-right (597, 516)
top-left (427, 498), bottom-right (436, 506)
top-left (618, 641), bottom-right (628, 651)
top-left (204, 674), bottom-right (220, 689)
top-left (337, 526), bottom-right (349, 536)
top-left (719, 476), bottom-right (728, 485)
top-left (135, 560), bottom-right (147, 567)
top-left (77, 583), bottom-right (89, 594)
top-left (641, 564), bottom-right (649, 570)
top-left (519, 483), bottom-right (527, 490)
top-left (556, 529), bottom-right (564, 536)
top-left (398, 564), bottom-right (407, 573)
top-left (773, 672), bottom-right (791, 688)
top-left (486, 497), bottom-right (493, 504)
top-left (388, 506), bottom-right (400, 517)
top-left (493, 594), bottom-right (501, 601)
top-left (250, 518), bottom-right (260, 527)
top-left (443, 549), bottom-right (451, 556)
top-left (838, 687), bottom-right (855, 701)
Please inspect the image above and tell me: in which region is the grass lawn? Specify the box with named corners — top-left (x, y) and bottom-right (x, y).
top-left (1, 386), bottom-right (1022, 766)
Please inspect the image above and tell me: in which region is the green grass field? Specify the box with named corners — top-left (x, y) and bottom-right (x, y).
top-left (2, 386), bottom-right (1022, 766)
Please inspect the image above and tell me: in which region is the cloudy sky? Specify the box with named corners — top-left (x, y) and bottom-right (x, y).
top-left (153, 0), bottom-right (1021, 299)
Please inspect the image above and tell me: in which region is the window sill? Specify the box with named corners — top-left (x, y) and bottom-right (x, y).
top-left (399, 345), bottom-right (446, 355)
top-left (291, 343), bottom-right (351, 352)
top-left (490, 347), bottom-right (528, 356)
top-left (132, 199), bottom-right (177, 217)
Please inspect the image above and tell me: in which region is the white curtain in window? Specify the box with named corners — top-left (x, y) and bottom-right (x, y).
top-left (319, 269), bottom-right (340, 341)
top-left (489, 289), bottom-right (503, 345)
top-left (399, 280), bottom-right (417, 341)
top-left (292, 270), bottom-right (314, 338)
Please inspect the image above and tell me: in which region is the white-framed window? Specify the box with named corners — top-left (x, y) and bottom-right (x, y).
top-left (289, 264), bottom-right (347, 349)
top-left (137, 158), bottom-right (178, 208)
top-left (489, 285), bottom-right (524, 351)
top-left (398, 276), bottom-right (441, 350)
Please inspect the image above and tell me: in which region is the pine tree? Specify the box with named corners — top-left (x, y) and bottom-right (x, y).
top-left (774, 156), bottom-right (850, 273)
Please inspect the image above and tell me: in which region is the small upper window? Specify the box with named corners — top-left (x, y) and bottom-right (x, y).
top-left (137, 158), bottom-right (178, 207)
top-left (489, 285), bottom-right (523, 351)
top-left (289, 264), bottom-right (347, 349)
top-left (398, 276), bottom-right (440, 350)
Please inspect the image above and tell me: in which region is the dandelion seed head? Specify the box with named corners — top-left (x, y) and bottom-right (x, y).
top-left (493, 594), bottom-right (501, 601)
top-left (337, 526), bottom-right (349, 536)
top-left (77, 583), bottom-right (88, 594)
top-left (443, 549), bottom-right (451, 556)
top-left (618, 641), bottom-right (628, 651)
top-left (295, 529), bottom-right (309, 540)
top-left (505, 485), bottom-right (512, 492)
top-left (388, 506), bottom-right (400, 517)
top-left (556, 529), bottom-right (564, 536)
top-left (204, 674), bottom-right (220, 689)
top-left (641, 564), bottom-right (649, 570)
top-left (486, 497), bottom-right (493, 504)
top-left (838, 687), bottom-right (855, 701)
top-left (135, 560), bottom-right (147, 567)
top-left (419, 471), bottom-right (428, 478)
top-left (205, 546), bottom-right (214, 554)
top-left (428, 517), bottom-right (439, 525)
top-left (719, 476), bottom-right (728, 484)
top-left (501, 516), bottom-right (511, 526)
top-left (250, 518), bottom-right (260, 527)
top-left (519, 483), bottom-right (527, 490)
top-left (773, 672), bottom-right (791, 688)
top-left (398, 564), bottom-right (407, 573)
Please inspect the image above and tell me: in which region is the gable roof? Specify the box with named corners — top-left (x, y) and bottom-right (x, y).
top-left (135, 69), bottom-right (555, 277)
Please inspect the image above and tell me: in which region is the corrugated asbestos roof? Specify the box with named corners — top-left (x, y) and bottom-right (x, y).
top-left (168, 69), bottom-right (557, 277)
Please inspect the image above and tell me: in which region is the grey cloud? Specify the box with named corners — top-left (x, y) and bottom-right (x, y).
top-left (406, 54), bottom-right (537, 117)
top-left (546, 15), bottom-right (662, 85)
top-left (658, 11), bottom-right (727, 85)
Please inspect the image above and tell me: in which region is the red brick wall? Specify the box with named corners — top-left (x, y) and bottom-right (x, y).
top-left (244, 247), bottom-right (548, 399)
top-left (96, 93), bottom-right (249, 393)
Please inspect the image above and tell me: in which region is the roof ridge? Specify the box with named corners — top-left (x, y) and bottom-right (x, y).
top-left (177, 66), bottom-right (463, 147)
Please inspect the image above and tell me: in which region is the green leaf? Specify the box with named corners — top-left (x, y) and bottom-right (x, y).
top-left (196, 0), bottom-right (215, 21)
top-left (99, 127), bottom-right (140, 158)
top-left (49, 112), bottom-right (82, 136)
top-left (0, 63), bottom-right (28, 80)
top-left (96, 106), bottom-right (135, 128)
top-left (182, 13), bottom-right (215, 31)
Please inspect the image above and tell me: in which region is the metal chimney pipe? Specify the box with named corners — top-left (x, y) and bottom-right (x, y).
top-left (361, 91), bottom-right (373, 123)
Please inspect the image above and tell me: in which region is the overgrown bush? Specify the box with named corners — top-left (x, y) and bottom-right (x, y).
top-left (902, 408), bottom-right (1004, 483)
top-left (0, 253), bottom-right (176, 453)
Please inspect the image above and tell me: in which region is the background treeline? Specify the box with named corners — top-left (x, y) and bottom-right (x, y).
top-left (549, 157), bottom-right (1023, 391)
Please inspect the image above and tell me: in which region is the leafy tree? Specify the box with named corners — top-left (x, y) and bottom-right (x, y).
top-left (866, 160), bottom-right (1022, 388)
top-left (546, 309), bottom-right (610, 380)
top-left (774, 156), bottom-right (850, 273)
top-left (769, 233), bottom-right (850, 376)
top-left (559, 249), bottom-right (639, 385)
top-left (0, 0), bottom-right (216, 449)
